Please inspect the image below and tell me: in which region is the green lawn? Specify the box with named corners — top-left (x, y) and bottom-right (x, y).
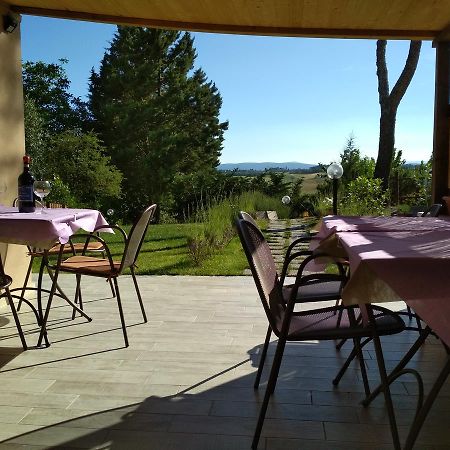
top-left (36, 223), bottom-right (249, 276)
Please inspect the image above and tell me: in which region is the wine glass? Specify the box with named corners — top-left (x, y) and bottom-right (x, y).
top-left (33, 180), bottom-right (51, 214)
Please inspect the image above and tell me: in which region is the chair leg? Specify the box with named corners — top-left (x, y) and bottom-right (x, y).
top-left (6, 287), bottom-right (27, 350)
top-left (252, 331), bottom-right (288, 449)
top-left (336, 338), bottom-right (347, 350)
top-left (71, 274), bottom-right (82, 320)
top-left (17, 255), bottom-right (34, 311)
top-left (254, 326), bottom-right (272, 389)
top-left (368, 307), bottom-right (401, 450)
top-left (109, 279), bottom-right (116, 297)
top-left (353, 337), bottom-right (371, 397)
top-left (113, 278), bottom-right (129, 347)
top-left (406, 305), bottom-right (413, 320)
top-left (130, 266), bottom-right (147, 322)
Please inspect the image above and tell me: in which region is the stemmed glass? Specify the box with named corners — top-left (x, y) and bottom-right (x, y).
top-left (33, 180), bottom-right (51, 214)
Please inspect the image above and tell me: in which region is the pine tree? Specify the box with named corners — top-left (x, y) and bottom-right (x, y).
top-left (89, 27), bottom-right (228, 219)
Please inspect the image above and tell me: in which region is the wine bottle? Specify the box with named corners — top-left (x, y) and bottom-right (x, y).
top-left (18, 155), bottom-right (35, 213)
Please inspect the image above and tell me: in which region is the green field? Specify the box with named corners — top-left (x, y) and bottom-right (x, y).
top-left (282, 172), bottom-right (321, 194)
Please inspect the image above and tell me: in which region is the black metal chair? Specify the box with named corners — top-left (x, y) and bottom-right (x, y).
top-left (236, 216), bottom-right (406, 449)
top-left (37, 204), bottom-right (157, 347)
top-left (238, 211), bottom-right (347, 388)
top-left (0, 268), bottom-right (27, 350)
top-left (421, 203), bottom-right (442, 217)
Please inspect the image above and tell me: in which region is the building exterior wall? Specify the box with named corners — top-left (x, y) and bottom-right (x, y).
top-left (0, 18), bottom-right (30, 292)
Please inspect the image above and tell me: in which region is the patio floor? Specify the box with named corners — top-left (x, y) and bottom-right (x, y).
top-left (0, 275), bottom-right (449, 449)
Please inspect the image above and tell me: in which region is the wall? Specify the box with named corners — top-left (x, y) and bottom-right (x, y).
top-left (0, 15), bottom-right (30, 293)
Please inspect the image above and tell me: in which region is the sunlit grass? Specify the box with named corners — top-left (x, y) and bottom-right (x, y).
top-left (33, 222), bottom-right (249, 276)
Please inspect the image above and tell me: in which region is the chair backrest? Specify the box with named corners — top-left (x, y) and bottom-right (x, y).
top-left (236, 215), bottom-right (285, 334)
top-left (421, 203), bottom-right (442, 217)
top-left (121, 204), bottom-right (157, 270)
top-left (238, 211), bottom-right (258, 228)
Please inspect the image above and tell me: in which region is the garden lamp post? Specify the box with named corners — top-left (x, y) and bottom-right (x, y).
top-left (327, 162), bottom-right (344, 215)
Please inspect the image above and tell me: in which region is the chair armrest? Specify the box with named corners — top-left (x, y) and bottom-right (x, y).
top-left (284, 252), bottom-right (348, 303)
top-left (280, 247), bottom-right (348, 286)
top-left (280, 249), bottom-right (313, 285)
top-left (284, 236), bottom-right (313, 259)
top-left (69, 233), bottom-right (113, 259)
top-left (94, 224), bottom-right (128, 241)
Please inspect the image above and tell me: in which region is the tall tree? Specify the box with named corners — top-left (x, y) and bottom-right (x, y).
top-left (374, 40), bottom-right (421, 189)
top-left (89, 27), bottom-right (228, 219)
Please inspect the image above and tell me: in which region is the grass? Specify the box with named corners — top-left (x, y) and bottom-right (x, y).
top-left (35, 223), bottom-right (249, 276)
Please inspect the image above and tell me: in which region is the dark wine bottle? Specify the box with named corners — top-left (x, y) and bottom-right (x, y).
top-left (18, 155), bottom-right (35, 213)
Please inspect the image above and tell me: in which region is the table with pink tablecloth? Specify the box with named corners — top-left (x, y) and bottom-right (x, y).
top-left (0, 206), bottom-right (110, 249)
top-left (315, 215), bottom-right (450, 347)
top-left (315, 215), bottom-right (450, 449)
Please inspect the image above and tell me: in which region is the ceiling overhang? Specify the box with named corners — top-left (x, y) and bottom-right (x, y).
top-left (3, 1), bottom-right (450, 40)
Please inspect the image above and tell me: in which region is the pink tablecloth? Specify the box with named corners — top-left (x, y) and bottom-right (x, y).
top-left (316, 215), bottom-right (450, 240)
top-left (318, 228), bottom-right (450, 347)
top-left (0, 206), bottom-right (110, 249)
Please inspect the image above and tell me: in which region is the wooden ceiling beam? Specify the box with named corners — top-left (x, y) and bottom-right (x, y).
top-left (10, 5), bottom-right (436, 40)
top-left (433, 22), bottom-right (450, 44)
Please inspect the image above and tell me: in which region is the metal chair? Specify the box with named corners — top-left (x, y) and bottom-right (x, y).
top-left (37, 204), bottom-right (157, 347)
top-left (236, 216), bottom-right (406, 449)
top-left (12, 199), bottom-right (115, 311)
top-left (421, 203), bottom-right (442, 217)
top-left (238, 211), bottom-right (346, 388)
top-left (0, 268), bottom-right (27, 350)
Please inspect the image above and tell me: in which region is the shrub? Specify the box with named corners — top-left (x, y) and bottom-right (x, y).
top-left (340, 176), bottom-right (389, 216)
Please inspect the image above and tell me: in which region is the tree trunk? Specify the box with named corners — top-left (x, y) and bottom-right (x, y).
top-left (375, 108), bottom-right (397, 189)
top-left (374, 40), bottom-right (421, 190)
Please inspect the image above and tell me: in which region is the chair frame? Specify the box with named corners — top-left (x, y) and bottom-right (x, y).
top-left (37, 204), bottom-right (157, 348)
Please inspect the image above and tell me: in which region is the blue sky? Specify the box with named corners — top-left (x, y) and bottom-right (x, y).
top-left (20, 16), bottom-right (435, 165)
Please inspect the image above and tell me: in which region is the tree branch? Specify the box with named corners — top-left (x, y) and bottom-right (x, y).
top-left (389, 40), bottom-right (422, 107)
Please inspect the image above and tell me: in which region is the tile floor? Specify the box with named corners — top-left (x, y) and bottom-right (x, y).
top-left (0, 275), bottom-right (449, 449)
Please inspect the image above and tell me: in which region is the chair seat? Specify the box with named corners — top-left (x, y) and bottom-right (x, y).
top-left (283, 280), bottom-right (342, 303)
top-left (30, 241), bottom-right (104, 256)
top-left (60, 255), bottom-right (121, 277)
top-left (286, 305), bottom-right (404, 341)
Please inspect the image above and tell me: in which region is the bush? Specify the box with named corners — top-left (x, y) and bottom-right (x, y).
top-left (187, 191), bottom-right (288, 265)
top-left (340, 176), bottom-right (389, 216)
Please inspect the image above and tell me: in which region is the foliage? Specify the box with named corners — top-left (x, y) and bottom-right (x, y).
top-left (289, 178), bottom-right (318, 217)
top-left (388, 151), bottom-right (431, 207)
top-left (169, 169), bottom-right (250, 222)
top-left (89, 27), bottom-right (228, 221)
top-left (45, 175), bottom-right (77, 207)
top-left (340, 176), bottom-right (389, 216)
top-left (23, 95), bottom-right (48, 179)
top-left (316, 135), bottom-right (374, 201)
top-left (22, 59), bottom-right (87, 133)
top-left (339, 135), bottom-right (375, 186)
top-left (46, 131), bottom-right (123, 209)
top-left (22, 60), bottom-right (122, 211)
top-left (187, 198), bottom-right (236, 265)
top-left (186, 191), bottom-right (289, 265)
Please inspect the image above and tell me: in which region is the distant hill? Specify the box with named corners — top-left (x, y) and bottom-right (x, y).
top-left (217, 162), bottom-right (315, 171)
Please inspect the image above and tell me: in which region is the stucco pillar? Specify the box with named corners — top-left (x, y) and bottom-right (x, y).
top-left (0, 14), bottom-right (30, 295)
